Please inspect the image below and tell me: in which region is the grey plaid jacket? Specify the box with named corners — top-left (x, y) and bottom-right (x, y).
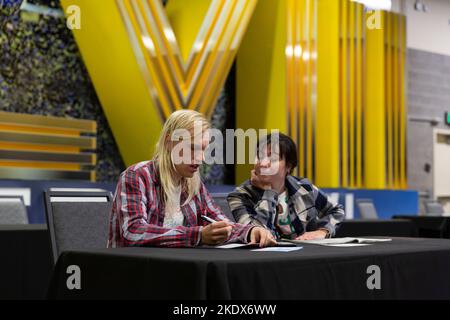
top-left (227, 176), bottom-right (345, 239)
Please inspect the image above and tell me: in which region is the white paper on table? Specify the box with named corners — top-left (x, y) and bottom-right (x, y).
top-left (288, 237), bottom-right (392, 245)
top-left (215, 243), bottom-right (251, 249)
top-left (251, 247), bottom-right (303, 252)
top-left (323, 243), bottom-right (372, 247)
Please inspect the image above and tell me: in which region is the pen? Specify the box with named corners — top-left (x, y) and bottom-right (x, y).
top-left (200, 215), bottom-right (217, 224)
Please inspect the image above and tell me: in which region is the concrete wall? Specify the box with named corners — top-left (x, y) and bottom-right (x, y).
top-left (388, 0), bottom-right (450, 211)
top-left (407, 48), bottom-right (450, 208)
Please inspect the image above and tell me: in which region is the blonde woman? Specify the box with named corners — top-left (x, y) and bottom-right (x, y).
top-left (108, 110), bottom-right (275, 248)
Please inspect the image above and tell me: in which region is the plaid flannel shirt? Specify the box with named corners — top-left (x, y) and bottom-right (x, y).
top-left (108, 160), bottom-right (253, 248)
top-left (227, 175), bottom-right (345, 239)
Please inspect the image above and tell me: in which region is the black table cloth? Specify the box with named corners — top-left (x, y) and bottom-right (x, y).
top-left (336, 219), bottom-right (415, 237)
top-left (393, 215), bottom-right (450, 238)
top-left (48, 237), bottom-right (450, 300)
top-left (0, 224), bottom-right (53, 300)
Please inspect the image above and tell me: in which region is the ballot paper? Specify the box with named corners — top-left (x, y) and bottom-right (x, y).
top-left (286, 237), bottom-right (392, 246)
top-left (251, 247), bottom-right (303, 252)
top-left (323, 243), bottom-right (372, 247)
top-left (215, 243), bottom-right (255, 249)
top-left (215, 241), bottom-right (297, 249)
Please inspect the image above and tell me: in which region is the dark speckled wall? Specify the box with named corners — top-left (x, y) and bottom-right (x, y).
top-left (1, 0), bottom-right (126, 182)
top-left (0, 0), bottom-right (233, 184)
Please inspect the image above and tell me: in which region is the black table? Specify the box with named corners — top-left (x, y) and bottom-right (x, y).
top-left (0, 224), bottom-right (53, 300)
top-left (393, 215), bottom-right (450, 238)
top-left (336, 219), bottom-right (415, 237)
top-left (48, 237), bottom-right (450, 300)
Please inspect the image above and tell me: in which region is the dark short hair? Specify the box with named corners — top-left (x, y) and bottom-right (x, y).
top-left (256, 133), bottom-right (298, 173)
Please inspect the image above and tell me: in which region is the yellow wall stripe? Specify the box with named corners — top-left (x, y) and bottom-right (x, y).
top-left (241, 0), bottom-right (406, 189)
top-left (0, 111), bottom-right (96, 181)
top-left (315, 0), bottom-right (340, 187)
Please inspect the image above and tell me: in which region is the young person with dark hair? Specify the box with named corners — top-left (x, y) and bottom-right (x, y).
top-left (108, 110), bottom-right (276, 248)
top-left (228, 133), bottom-right (345, 240)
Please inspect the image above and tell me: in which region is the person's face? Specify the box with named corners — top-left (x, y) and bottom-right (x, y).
top-left (172, 130), bottom-right (210, 178)
top-left (255, 144), bottom-right (290, 182)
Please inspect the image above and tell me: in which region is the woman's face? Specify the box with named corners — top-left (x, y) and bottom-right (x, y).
top-left (171, 130), bottom-right (210, 178)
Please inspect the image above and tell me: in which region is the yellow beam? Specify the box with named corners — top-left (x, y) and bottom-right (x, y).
top-left (364, 10), bottom-right (386, 189)
top-left (0, 160), bottom-right (81, 171)
top-left (0, 142), bottom-right (80, 154)
top-left (315, 0), bottom-right (340, 187)
top-left (395, 13), bottom-right (401, 189)
top-left (348, 1), bottom-right (356, 188)
top-left (356, 3), bottom-right (363, 188)
top-left (0, 124), bottom-right (81, 136)
top-left (399, 15), bottom-right (407, 189)
top-left (386, 12), bottom-right (393, 188)
top-left (340, 0), bottom-right (348, 187)
top-left (305, 0), bottom-right (315, 181)
top-left (0, 111), bottom-right (95, 133)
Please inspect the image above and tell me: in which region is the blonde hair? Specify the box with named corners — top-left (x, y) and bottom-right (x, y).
top-left (153, 110), bottom-right (210, 207)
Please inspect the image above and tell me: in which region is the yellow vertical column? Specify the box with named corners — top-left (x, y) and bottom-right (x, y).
top-left (340, 0), bottom-right (348, 188)
top-left (364, 10), bottom-right (386, 189)
top-left (236, 0), bottom-right (287, 183)
top-left (355, 4), bottom-right (364, 188)
top-left (315, 0), bottom-right (340, 187)
top-left (393, 13), bottom-right (400, 189)
top-left (348, 1), bottom-right (356, 188)
top-left (286, 0), bottom-right (298, 176)
top-left (386, 12), bottom-right (393, 189)
top-left (399, 15), bottom-right (407, 189)
top-left (305, 0), bottom-right (315, 181)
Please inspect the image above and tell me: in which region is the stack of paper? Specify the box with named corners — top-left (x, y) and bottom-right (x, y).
top-left (286, 237), bottom-right (392, 247)
top-left (251, 247), bottom-right (303, 252)
top-left (215, 241), bottom-right (297, 249)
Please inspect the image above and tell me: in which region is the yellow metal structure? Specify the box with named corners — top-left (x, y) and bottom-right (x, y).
top-left (61, 0), bottom-right (257, 166)
top-left (285, 0), bottom-right (316, 181)
top-left (315, 0), bottom-right (340, 187)
top-left (0, 111), bottom-right (96, 181)
top-left (61, 0), bottom-right (407, 188)
top-left (237, 0), bottom-right (407, 189)
top-left (236, 0), bottom-right (287, 182)
top-left (117, 0), bottom-right (257, 120)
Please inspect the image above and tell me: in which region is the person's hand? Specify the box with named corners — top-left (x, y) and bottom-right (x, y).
top-left (249, 227), bottom-right (277, 247)
top-left (251, 161), bottom-right (286, 193)
top-left (250, 169), bottom-right (273, 191)
top-left (296, 230), bottom-right (328, 241)
top-left (201, 221), bottom-right (233, 245)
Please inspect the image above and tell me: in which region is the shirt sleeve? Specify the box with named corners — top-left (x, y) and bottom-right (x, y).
top-left (199, 183), bottom-right (254, 244)
top-left (227, 186), bottom-right (278, 232)
top-left (311, 184), bottom-right (345, 237)
top-left (115, 169), bottom-right (203, 247)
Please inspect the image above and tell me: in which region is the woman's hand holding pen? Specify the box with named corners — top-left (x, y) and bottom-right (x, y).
top-left (200, 216), bottom-right (277, 247)
top-left (201, 221), bottom-right (233, 245)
